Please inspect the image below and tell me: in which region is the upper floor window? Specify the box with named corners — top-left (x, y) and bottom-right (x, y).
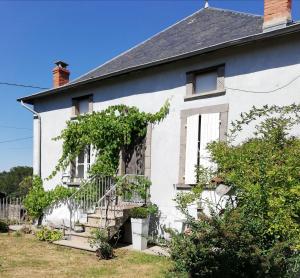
top-left (195, 70), bottom-right (218, 94)
top-left (185, 65), bottom-right (225, 101)
top-left (72, 95), bottom-right (93, 116)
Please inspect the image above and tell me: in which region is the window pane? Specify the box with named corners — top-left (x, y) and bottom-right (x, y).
top-left (195, 71), bottom-right (217, 94)
top-left (77, 165), bottom-right (84, 178)
top-left (86, 146), bottom-right (91, 164)
top-left (78, 98), bottom-right (89, 114)
top-left (78, 150), bottom-right (85, 163)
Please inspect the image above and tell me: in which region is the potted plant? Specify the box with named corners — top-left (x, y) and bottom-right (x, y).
top-left (74, 220), bottom-right (85, 233)
top-left (130, 204), bottom-right (158, 251)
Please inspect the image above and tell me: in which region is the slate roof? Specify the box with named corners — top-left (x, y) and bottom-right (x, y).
top-left (73, 7), bottom-right (263, 83)
top-left (20, 6), bottom-right (300, 103)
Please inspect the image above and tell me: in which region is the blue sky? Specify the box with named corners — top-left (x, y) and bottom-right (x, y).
top-left (0, 0), bottom-right (299, 171)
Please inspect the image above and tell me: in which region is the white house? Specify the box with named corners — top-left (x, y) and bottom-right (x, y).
top-left (18, 0), bottom-right (300, 245)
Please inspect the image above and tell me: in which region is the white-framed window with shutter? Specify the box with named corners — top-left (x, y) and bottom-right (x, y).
top-left (184, 113), bottom-right (220, 184)
top-left (70, 146), bottom-right (91, 182)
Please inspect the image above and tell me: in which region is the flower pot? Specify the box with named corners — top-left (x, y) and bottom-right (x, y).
top-left (131, 217), bottom-right (149, 251)
top-left (74, 224), bottom-right (85, 233)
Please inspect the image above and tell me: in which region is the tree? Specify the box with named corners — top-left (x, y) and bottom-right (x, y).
top-left (0, 166), bottom-right (33, 197)
top-left (169, 104), bottom-right (300, 277)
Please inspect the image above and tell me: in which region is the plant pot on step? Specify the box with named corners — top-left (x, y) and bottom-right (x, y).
top-left (131, 217), bottom-right (149, 251)
top-left (74, 223), bottom-right (85, 233)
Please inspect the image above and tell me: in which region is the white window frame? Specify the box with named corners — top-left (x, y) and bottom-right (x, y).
top-left (71, 146), bottom-right (91, 182)
top-left (184, 113), bottom-right (220, 185)
top-left (178, 104), bottom-right (229, 186)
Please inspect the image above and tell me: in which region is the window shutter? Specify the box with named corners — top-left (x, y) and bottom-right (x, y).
top-left (199, 113), bottom-right (220, 168)
top-left (184, 114), bottom-right (199, 184)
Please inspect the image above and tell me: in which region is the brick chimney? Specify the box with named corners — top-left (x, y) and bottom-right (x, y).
top-left (53, 61), bottom-right (70, 88)
top-left (264, 0), bottom-right (292, 31)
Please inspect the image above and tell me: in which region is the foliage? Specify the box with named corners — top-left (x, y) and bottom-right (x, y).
top-left (24, 176), bottom-right (74, 221)
top-left (130, 207), bottom-right (149, 219)
top-left (23, 176), bottom-right (51, 221)
top-left (89, 228), bottom-right (114, 260)
top-left (18, 176), bottom-right (33, 197)
top-left (116, 175), bottom-right (152, 203)
top-left (35, 227), bottom-right (62, 242)
top-left (0, 220), bottom-right (9, 233)
top-left (50, 102), bottom-right (169, 178)
top-left (169, 104), bottom-right (300, 277)
top-left (0, 166), bottom-right (33, 197)
top-left (168, 211), bottom-right (298, 278)
top-left (130, 204), bottom-right (158, 219)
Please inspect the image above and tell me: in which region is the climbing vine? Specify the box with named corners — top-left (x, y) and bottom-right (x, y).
top-left (49, 101), bottom-right (169, 179)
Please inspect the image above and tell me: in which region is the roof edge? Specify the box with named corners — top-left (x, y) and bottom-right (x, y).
top-left (18, 22), bottom-right (300, 104)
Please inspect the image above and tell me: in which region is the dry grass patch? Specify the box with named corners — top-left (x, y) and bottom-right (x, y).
top-left (0, 233), bottom-right (171, 278)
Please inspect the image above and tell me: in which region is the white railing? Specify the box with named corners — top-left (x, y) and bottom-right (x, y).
top-left (67, 174), bottom-right (148, 232)
top-left (0, 197), bottom-right (25, 224)
top-left (67, 176), bottom-right (114, 230)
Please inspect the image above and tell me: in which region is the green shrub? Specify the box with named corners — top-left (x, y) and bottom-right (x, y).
top-left (168, 212), bottom-right (299, 277)
top-left (89, 228), bottom-right (114, 260)
top-left (0, 220), bottom-right (9, 233)
top-left (35, 227), bottom-right (62, 242)
top-left (130, 204), bottom-right (158, 219)
top-left (24, 176), bottom-right (74, 223)
top-left (130, 207), bottom-right (148, 219)
top-left (169, 104), bottom-right (300, 277)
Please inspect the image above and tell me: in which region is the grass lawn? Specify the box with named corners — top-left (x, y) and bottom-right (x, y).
top-left (0, 233), bottom-right (171, 278)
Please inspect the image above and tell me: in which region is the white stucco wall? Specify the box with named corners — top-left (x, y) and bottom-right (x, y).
top-left (33, 34), bottom-right (300, 231)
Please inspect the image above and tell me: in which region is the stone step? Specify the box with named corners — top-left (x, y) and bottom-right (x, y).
top-left (53, 238), bottom-right (96, 252)
top-left (95, 204), bottom-right (139, 214)
top-left (84, 223), bottom-right (115, 234)
top-left (88, 213), bottom-right (121, 220)
top-left (87, 216), bottom-right (116, 227)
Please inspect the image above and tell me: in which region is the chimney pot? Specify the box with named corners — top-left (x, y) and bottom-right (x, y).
top-left (53, 60), bottom-right (70, 88)
top-left (263, 0), bottom-right (293, 31)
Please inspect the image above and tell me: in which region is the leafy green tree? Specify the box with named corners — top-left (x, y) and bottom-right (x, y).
top-left (0, 166), bottom-right (32, 197)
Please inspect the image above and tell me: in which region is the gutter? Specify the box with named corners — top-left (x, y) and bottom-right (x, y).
top-left (18, 22), bottom-right (300, 104)
top-left (21, 100), bottom-right (41, 177)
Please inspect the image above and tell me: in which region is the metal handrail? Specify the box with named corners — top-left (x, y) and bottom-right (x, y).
top-left (67, 176), bottom-right (114, 231)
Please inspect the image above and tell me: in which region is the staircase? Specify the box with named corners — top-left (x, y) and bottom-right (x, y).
top-left (53, 175), bottom-right (143, 252)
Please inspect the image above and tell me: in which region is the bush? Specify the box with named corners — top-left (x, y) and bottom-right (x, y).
top-left (169, 212), bottom-right (299, 277)
top-left (130, 207), bottom-right (149, 219)
top-left (24, 176), bottom-right (74, 223)
top-left (35, 227), bottom-right (62, 242)
top-left (89, 228), bottom-right (114, 260)
top-left (0, 220), bottom-right (9, 233)
top-left (130, 204), bottom-right (158, 219)
top-left (169, 104), bottom-right (300, 277)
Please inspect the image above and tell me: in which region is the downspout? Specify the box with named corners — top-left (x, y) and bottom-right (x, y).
top-left (21, 100), bottom-right (41, 177)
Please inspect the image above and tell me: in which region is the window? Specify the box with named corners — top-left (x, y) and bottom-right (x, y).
top-left (72, 95), bottom-right (93, 116)
top-left (184, 113), bottom-right (220, 184)
top-left (195, 71), bottom-right (218, 94)
top-left (71, 146), bottom-right (91, 182)
top-left (185, 65), bottom-right (225, 100)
